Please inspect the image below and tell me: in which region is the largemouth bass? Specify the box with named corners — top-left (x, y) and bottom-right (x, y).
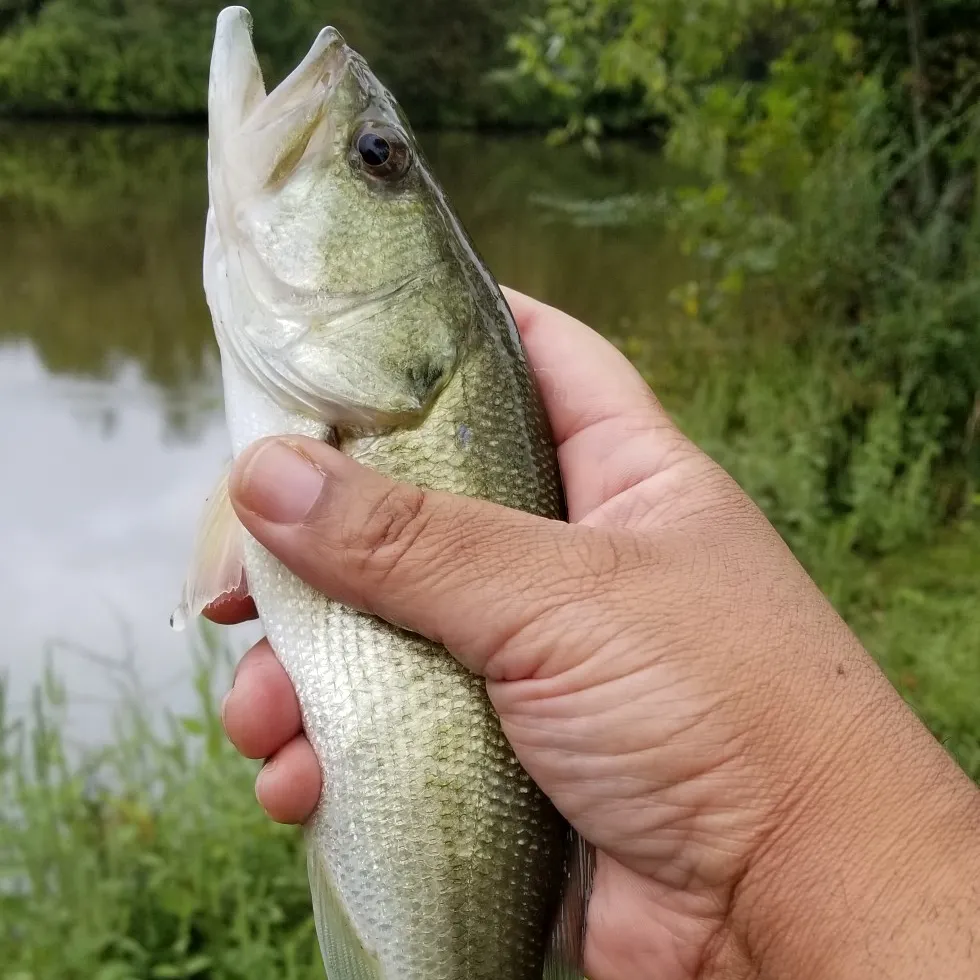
top-left (175, 8), bottom-right (592, 979)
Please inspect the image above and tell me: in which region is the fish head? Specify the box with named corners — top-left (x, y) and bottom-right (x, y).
top-left (206, 7), bottom-right (489, 429)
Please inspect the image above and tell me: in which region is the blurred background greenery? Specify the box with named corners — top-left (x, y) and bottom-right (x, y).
top-left (0, 0), bottom-right (552, 125)
top-left (2, 1), bottom-right (980, 977)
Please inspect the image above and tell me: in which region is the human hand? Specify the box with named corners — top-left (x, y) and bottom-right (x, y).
top-left (211, 289), bottom-right (980, 980)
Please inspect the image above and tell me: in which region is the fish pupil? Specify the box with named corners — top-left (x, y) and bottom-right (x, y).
top-left (358, 133), bottom-right (391, 168)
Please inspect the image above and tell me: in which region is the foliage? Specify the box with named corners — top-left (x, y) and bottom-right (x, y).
top-left (0, 0), bottom-right (548, 125)
top-left (345, 0), bottom-right (552, 128)
top-left (663, 105), bottom-right (980, 576)
top-left (513, 0), bottom-right (980, 575)
top-left (0, 0), bottom-right (216, 117)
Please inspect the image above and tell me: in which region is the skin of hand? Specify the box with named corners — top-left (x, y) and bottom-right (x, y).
top-left (209, 288), bottom-right (980, 980)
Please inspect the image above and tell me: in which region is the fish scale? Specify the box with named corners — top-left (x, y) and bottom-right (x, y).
top-left (176, 7), bottom-right (592, 979)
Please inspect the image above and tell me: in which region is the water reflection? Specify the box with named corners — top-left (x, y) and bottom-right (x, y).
top-left (0, 123), bottom-right (689, 739)
top-left (0, 342), bottom-right (243, 741)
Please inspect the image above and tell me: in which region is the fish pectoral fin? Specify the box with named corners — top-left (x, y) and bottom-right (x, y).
top-left (544, 830), bottom-right (596, 980)
top-left (308, 843), bottom-right (387, 980)
top-left (170, 462), bottom-right (246, 632)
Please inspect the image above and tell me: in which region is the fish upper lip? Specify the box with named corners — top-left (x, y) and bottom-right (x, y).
top-left (211, 8), bottom-right (349, 142)
top-left (246, 25), bottom-right (348, 132)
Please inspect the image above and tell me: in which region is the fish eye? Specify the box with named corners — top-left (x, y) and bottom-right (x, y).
top-left (350, 123), bottom-right (412, 181)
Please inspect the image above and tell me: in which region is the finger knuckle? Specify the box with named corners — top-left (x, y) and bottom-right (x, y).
top-left (356, 483), bottom-right (432, 579)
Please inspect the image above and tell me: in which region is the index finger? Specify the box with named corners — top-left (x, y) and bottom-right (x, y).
top-left (503, 287), bottom-right (687, 521)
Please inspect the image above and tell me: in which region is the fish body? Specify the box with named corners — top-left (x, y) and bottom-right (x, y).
top-left (181, 8), bottom-right (590, 979)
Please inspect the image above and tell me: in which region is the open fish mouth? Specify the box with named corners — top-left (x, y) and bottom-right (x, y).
top-left (209, 6), bottom-right (350, 190)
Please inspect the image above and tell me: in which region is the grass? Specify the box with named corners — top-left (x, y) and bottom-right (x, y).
top-left (2, 516), bottom-right (980, 978)
top-left (1, 637), bottom-right (323, 980)
top-left (852, 518), bottom-right (980, 781)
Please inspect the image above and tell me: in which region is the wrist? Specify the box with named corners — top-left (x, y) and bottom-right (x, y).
top-left (707, 640), bottom-right (980, 979)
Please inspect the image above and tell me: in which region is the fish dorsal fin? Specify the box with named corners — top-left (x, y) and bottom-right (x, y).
top-left (544, 830), bottom-right (595, 980)
top-left (171, 463), bottom-right (246, 632)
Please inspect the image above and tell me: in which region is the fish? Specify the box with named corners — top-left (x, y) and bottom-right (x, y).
top-left (173, 7), bottom-right (592, 979)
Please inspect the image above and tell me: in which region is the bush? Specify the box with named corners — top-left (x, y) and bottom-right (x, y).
top-left (512, 0), bottom-right (980, 581)
top-left (670, 109), bottom-right (979, 550)
top-left (0, 1), bottom-right (215, 117)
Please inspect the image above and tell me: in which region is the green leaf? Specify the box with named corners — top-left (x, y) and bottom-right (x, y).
top-left (179, 716), bottom-right (205, 736)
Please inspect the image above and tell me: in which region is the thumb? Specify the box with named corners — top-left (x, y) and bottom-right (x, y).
top-left (228, 436), bottom-right (626, 681)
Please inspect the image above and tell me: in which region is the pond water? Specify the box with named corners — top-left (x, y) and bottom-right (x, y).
top-left (0, 124), bottom-right (693, 741)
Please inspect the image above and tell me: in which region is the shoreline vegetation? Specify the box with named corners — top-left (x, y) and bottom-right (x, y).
top-left (3, 1), bottom-right (980, 976)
